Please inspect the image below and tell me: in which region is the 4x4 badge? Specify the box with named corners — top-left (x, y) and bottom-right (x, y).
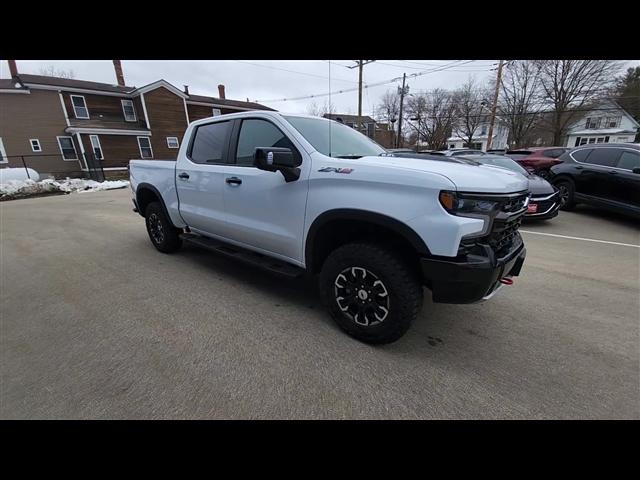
top-left (318, 167), bottom-right (354, 174)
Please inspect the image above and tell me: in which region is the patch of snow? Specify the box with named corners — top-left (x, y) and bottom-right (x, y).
top-left (1, 177), bottom-right (130, 199)
top-left (0, 167), bottom-right (40, 182)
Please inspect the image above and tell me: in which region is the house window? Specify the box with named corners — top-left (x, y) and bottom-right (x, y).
top-left (605, 116), bottom-right (621, 128)
top-left (137, 137), bottom-right (153, 159)
top-left (57, 136), bottom-right (78, 160)
top-left (121, 99), bottom-right (136, 122)
top-left (30, 139), bottom-right (42, 152)
top-left (574, 137), bottom-right (581, 147)
top-left (579, 138), bottom-right (589, 145)
top-left (89, 135), bottom-right (103, 160)
top-left (166, 137), bottom-right (179, 149)
top-left (480, 125), bottom-right (487, 135)
top-left (617, 137), bottom-right (628, 143)
top-left (71, 95), bottom-right (89, 119)
top-left (449, 144), bottom-right (456, 149)
top-left (585, 117), bottom-right (600, 129)
top-left (366, 123), bottom-right (375, 138)
top-left (0, 137), bottom-right (7, 163)
top-left (212, 108), bottom-right (222, 116)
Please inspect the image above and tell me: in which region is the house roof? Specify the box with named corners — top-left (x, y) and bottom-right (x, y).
top-left (323, 114), bottom-right (376, 124)
top-left (186, 94), bottom-right (274, 111)
top-left (16, 74), bottom-right (135, 93)
top-left (1, 74), bottom-right (274, 111)
top-left (569, 128), bottom-right (638, 136)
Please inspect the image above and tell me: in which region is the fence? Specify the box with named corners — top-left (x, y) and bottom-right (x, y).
top-left (0, 153), bottom-right (105, 182)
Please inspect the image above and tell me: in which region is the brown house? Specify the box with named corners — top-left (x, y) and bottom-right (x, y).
top-left (0, 61), bottom-right (274, 178)
top-left (322, 113), bottom-right (395, 148)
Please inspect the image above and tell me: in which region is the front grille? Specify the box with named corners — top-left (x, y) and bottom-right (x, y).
top-left (488, 217), bottom-right (523, 256)
top-left (501, 193), bottom-right (529, 213)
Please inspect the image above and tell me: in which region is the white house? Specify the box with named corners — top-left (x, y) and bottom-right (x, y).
top-left (565, 100), bottom-right (638, 147)
top-left (446, 121), bottom-right (509, 151)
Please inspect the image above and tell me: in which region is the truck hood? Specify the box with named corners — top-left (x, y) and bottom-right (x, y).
top-left (356, 155), bottom-right (529, 193)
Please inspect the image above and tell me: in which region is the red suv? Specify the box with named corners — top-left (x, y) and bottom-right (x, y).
top-left (505, 147), bottom-right (570, 179)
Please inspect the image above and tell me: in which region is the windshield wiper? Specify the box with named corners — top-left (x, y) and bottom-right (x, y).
top-left (334, 155), bottom-right (363, 159)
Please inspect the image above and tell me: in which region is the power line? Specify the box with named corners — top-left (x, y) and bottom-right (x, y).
top-left (255, 60), bottom-right (472, 103)
top-left (234, 60), bottom-right (357, 84)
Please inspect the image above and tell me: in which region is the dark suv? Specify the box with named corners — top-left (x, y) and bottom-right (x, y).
top-left (549, 143), bottom-right (640, 218)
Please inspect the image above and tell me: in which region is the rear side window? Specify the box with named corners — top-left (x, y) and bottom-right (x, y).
top-left (583, 148), bottom-right (621, 167)
top-left (544, 149), bottom-right (565, 158)
top-left (189, 121), bottom-right (231, 164)
top-left (235, 119), bottom-right (296, 166)
top-left (617, 151), bottom-right (640, 170)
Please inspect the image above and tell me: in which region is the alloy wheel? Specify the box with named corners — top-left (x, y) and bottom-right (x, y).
top-left (334, 266), bottom-right (390, 326)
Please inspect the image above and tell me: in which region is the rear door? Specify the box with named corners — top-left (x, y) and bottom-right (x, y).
top-left (220, 117), bottom-right (310, 263)
top-left (175, 119), bottom-right (234, 236)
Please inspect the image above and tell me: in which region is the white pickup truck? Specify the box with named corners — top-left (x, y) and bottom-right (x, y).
top-left (130, 111), bottom-right (528, 344)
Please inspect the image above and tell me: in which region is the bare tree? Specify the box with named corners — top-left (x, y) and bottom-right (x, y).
top-left (306, 99), bottom-right (336, 117)
top-left (406, 89), bottom-right (458, 150)
top-left (37, 65), bottom-right (75, 79)
top-left (375, 90), bottom-right (401, 146)
top-left (533, 60), bottom-right (622, 145)
top-left (498, 60), bottom-right (544, 149)
top-left (452, 77), bottom-right (491, 148)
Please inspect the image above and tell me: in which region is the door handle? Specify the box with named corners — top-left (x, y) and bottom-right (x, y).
top-left (225, 177), bottom-right (242, 185)
top-left (575, 166), bottom-right (584, 170)
top-left (178, 172), bottom-right (190, 180)
top-left (608, 170), bottom-right (618, 175)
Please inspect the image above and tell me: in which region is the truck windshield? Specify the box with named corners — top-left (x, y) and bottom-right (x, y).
top-left (283, 115), bottom-right (386, 159)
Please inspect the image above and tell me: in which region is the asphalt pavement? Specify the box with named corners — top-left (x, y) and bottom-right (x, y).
top-left (1, 189), bottom-right (638, 419)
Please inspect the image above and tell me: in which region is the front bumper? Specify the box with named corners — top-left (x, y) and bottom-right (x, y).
top-left (525, 191), bottom-right (560, 220)
top-left (420, 240), bottom-right (526, 304)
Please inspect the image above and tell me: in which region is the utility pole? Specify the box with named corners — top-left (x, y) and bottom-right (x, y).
top-left (486, 59), bottom-right (504, 151)
top-left (349, 60), bottom-right (375, 131)
top-left (397, 73), bottom-right (408, 148)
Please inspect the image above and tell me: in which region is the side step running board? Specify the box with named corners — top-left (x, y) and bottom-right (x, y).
top-left (180, 233), bottom-right (304, 279)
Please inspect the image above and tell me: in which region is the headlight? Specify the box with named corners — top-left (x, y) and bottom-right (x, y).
top-left (439, 191), bottom-right (501, 216)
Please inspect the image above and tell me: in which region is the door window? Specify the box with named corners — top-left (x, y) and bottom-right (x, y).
top-left (583, 148), bottom-right (621, 167)
top-left (571, 149), bottom-right (592, 162)
top-left (617, 151), bottom-right (640, 171)
top-left (235, 119), bottom-right (296, 166)
top-left (189, 121), bottom-right (231, 164)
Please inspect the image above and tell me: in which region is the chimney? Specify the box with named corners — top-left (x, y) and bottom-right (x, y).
top-left (7, 60), bottom-right (18, 78)
top-left (184, 85), bottom-right (190, 95)
top-left (112, 60), bottom-right (125, 86)
top-left (218, 84), bottom-right (226, 99)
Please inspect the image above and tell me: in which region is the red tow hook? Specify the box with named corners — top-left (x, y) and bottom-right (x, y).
top-left (499, 277), bottom-right (514, 285)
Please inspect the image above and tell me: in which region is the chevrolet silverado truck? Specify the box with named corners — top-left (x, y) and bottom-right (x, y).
top-left (130, 111), bottom-right (528, 344)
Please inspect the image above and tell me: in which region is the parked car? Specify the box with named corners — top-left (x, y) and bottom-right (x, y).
top-left (549, 143), bottom-right (640, 218)
top-left (130, 111), bottom-right (528, 344)
top-left (432, 148), bottom-right (487, 157)
top-left (505, 147), bottom-right (570, 179)
top-left (459, 154), bottom-right (561, 220)
top-left (487, 149), bottom-right (507, 154)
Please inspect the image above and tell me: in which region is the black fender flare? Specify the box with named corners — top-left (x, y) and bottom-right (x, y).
top-left (304, 208), bottom-right (430, 271)
top-left (135, 183), bottom-right (174, 225)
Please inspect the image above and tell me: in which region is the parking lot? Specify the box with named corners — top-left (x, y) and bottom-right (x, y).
top-left (1, 189), bottom-right (638, 419)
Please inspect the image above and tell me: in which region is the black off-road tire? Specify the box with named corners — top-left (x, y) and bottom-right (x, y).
top-left (145, 202), bottom-right (182, 253)
top-left (319, 242), bottom-right (423, 344)
top-left (554, 178), bottom-right (576, 211)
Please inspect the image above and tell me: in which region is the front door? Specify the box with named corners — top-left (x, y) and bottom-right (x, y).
top-left (220, 117), bottom-right (310, 263)
top-left (572, 147), bottom-right (620, 199)
top-left (613, 149), bottom-right (640, 209)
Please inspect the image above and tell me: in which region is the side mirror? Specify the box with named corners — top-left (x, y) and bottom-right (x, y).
top-left (632, 167), bottom-right (640, 174)
top-left (254, 147), bottom-right (301, 182)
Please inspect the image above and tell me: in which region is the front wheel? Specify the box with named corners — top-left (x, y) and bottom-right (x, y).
top-left (554, 179), bottom-right (576, 211)
top-left (319, 243), bottom-right (423, 344)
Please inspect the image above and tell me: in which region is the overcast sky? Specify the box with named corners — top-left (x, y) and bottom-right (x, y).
top-left (2, 60), bottom-right (503, 115)
top-left (3, 60), bottom-right (638, 117)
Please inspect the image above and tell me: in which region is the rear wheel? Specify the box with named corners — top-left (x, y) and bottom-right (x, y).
top-left (145, 202), bottom-right (182, 253)
top-left (554, 179), bottom-right (576, 211)
top-left (319, 242), bottom-right (423, 344)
